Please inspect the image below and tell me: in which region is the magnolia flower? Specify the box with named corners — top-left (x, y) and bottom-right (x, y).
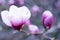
top-left (41, 10), bottom-right (53, 30)
top-left (1, 5), bottom-right (31, 30)
top-left (28, 25), bottom-right (39, 34)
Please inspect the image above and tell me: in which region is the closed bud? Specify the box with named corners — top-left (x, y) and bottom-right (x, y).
top-left (41, 10), bottom-right (53, 30)
top-left (28, 25), bottom-right (39, 34)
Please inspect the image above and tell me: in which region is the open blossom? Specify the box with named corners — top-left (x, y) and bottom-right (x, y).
top-left (1, 5), bottom-right (31, 30)
top-left (41, 10), bottom-right (53, 29)
top-left (28, 25), bottom-right (39, 34)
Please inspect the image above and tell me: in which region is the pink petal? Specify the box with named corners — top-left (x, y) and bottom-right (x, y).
top-left (25, 20), bottom-right (31, 26)
top-left (44, 17), bottom-right (53, 29)
top-left (28, 25), bottom-right (39, 34)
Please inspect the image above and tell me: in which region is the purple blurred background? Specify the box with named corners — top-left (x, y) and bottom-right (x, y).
top-left (0, 0), bottom-right (60, 40)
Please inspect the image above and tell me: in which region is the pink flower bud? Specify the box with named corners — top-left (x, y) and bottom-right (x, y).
top-left (8, 0), bottom-right (15, 6)
top-left (1, 5), bottom-right (31, 30)
top-left (28, 25), bottom-right (39, 34)
top-left (41, 10), bottom-right (53, 29)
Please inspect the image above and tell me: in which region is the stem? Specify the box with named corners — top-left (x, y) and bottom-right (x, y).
top-left (41, 34), bottom-right (44, 40)
top-left (51, 29), bottom-right (60, 40)
top-left (41, 26), bottom-right (50, 40)
top-left (20, 29), bottom-right (31, 40)
top-left (45, 26), bottom-right (49, 31)
top-left (52, 31), bottom-right (60, 40)
top-left (20, 29), bottom-right (30, 35)
top-left (34, 32), bottom-right (43, 40)
top-left (20, 25), bottom-right (31, 35)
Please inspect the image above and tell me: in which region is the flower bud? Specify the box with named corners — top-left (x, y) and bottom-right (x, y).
top-left (28, 25), bottom-right (39, 34)
top-left (41, 10), bottom-right (53, 30)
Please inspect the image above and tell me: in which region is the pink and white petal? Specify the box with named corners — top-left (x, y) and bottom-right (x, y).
top-left (10, 16), bottom-right (23, 26)
top-left (42, 10), bottom-right (53, 23)
top-left (1, 10), bottom-right (12, 26)
top-left (25, 20), bottom-right (31, 26)
top-left (28, 25), bottom-right (39, 34)
top-left (9, 5), bottom-right (23, 26)
top-left (9, 13), bottom-right (23, 26)
top-left (9, 9), bottom-right (23, 26)
top-left (42, 10), bottom-right (53, 17)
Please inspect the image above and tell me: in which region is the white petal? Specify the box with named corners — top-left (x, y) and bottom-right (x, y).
top-left (9, 5), bottom-right (18, 14)
top-left (9, 5), bottom-right (23, 25)
top-left (1, 10), bottom-right (12, 26)
top-left (9, 12), bottom-right (23, 26)
top-left (19, 6), bottom-right (31, 20)
top-left (9, 11), bottom-right (23, 26)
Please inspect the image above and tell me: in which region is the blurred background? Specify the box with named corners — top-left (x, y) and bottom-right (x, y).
top-left (0, 0), bottom-right (60, 40)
